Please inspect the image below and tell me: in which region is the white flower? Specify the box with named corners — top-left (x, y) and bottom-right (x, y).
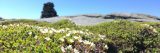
top-left (104, 45), bottom-right (108, 49)
top-left (40, 28), bottom-right (48, 33)
top-left (25, 24), bottom-right (30, 27)
top-left (34, 36), bottom-right (38, 39)
top-left (49, 30), bottom-right (53, 34)
top-left (85, 29), bottom-right (89, 31)
top-left (149, 26), bottom-right (154, 29)
top-left (2, 25), bottom-right (7, 29)
top-left (9, 24), bottom-right (13, 26)
top-left (61, 46), bottom-right (66, 52)
top-left (73, 48), bottom-right (79, 53)
top-left (90, 42), bottom-right (95, 47)
top-left (153, 29), bottom-right (158, 33)
top-left (16, 24), bottom-right (20, 26)
top-left (142, 24), bottom-right (150, 27)
top-left (54, 29), bottom-right (65, 33)
top-left (66, 33), bottom-right (71, 37)
top-left (79, 31), bottom-right (84, 34)
top-left (59, 29), bottom-right (66, 33)
top-left (72, 30), bottom-right (78, 34)
top-left (67, 45), bottom-right (72, 50)
top-left (54, 30), bottom-right (61, 33)
top-left (59, 38), bottom-right (64, 42)
top-left (28, 32), bottom-right (32, 35)
top-left (83, 40), bottom-right (91, 45)
top-left (44, 28), bottom-right (49, 33)
top-left (40, 29), bottom-right (44, 33)
top-left (113, 21), bottom-right (118, 23)
top-left (69, 39), bottom-right (74, 43)
top-left (65, 28), bottom-right (70, 31)
top-left (78, 39), bottom-right (83, 42)
top-left (45, 37), bottom-right (51, 41)
top-left (99, 34), bottom-right (106, 39)
top-left (73, 36), bottom-right (80, 39)
top-left (51, 28), bottom-right (58, 32)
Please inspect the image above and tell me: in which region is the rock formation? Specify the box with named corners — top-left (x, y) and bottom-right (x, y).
top-left (41, 2), bottom-right (58, 18)
top-left (77, 13), bottom-right (159, 20)
top-left (38, 13), bottom-right (160, 25)
top-left (0, 17), bottom-right (2, 20)
top-left (104, 13), bottom-right (159, 19)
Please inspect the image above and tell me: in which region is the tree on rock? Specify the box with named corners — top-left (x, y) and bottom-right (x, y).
top-left (41, 2), bottom-right (58, 18)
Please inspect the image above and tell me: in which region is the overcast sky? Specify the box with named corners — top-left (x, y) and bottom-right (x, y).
top-left (0, 0), bottom-right (159, 19)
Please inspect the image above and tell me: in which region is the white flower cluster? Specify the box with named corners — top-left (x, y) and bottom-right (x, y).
top-left (38, 27), bottom-right (69, 34)
top-left (58, 29), bottom-right (94, 42)
top-left (58, 30), bottom-right (108, 52)
top-left (0, 23), bottom-right (54, 41)
top-left (28, 32), bottom-right (32, 35)
top-left (0, 23), bottom-right (108, 52)
top-left (141, 24), bottom-right (158, 33)
top-left (34, 36), bottom-right (38, 39)
top-left (0, 25), bottom-right (8, 29)
top-left (61, 45), bottom-right (80, 53)
top-left (45, 37), bottom-right (51, 41)
top-left (60, 39), bottom-right (108, 53)
top-left (98, 34), bottom-right (106, 39)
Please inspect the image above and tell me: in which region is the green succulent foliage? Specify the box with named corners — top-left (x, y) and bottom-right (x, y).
top-left (0, 19), bottom-right (160, 53)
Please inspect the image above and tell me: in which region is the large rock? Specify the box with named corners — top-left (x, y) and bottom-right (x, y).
top-left (41, 2), bottom-right (58, 18)
top-left (0, 17), bottom-right (2, 20)
top-left (80, 14), bottom-right (104, 18)
top-left (104, 13), bottom-right (159, 19)
top-left (37, 13), bottom-right (160, 26)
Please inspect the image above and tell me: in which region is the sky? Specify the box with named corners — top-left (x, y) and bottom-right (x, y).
top-left (0, 0), bottom-right (159, 19)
